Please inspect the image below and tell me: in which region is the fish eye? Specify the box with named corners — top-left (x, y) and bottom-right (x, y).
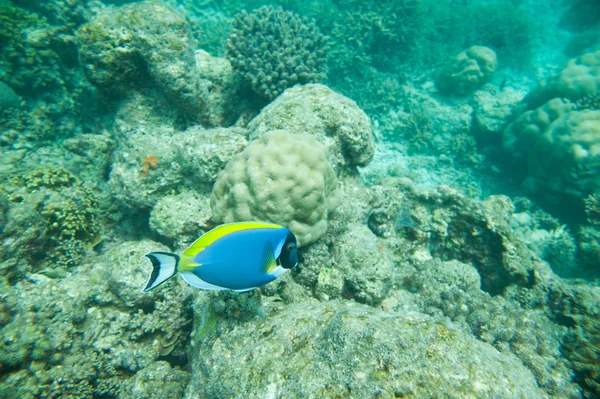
top-left (287, 243), bottom-right (295, 251)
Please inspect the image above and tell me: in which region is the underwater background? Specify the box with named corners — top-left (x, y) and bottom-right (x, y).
top-left (1, 0), bottom-right (599, 397)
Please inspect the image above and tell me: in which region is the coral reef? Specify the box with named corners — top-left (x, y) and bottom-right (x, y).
top-left (460, 1), bottom-right (534, 69)
top-left (107, 94), bottom-right (248, 210)
top-left (575, 92), bottom-right (600, 111)
top-left (187, 299), bottom-right (544, 398)
top-left (0, 1), bottom-right (100, 143)
top-left (328, 0), bottom-right (426, 74)
top-left (76, 2), bottom-right (210, 123)
top-left (503, 98), bottom-right (576, 161)
top-left (194, 49), bottom-right (257, 126)
top-left (149, 190), bottom-right (212, 247)
top-left (510, 200), bottom-right (578, 277)
top-left (501, 51), bottom-right (600, 209)
top-left (0, 168), bottom-right (100, 280)
top-left (577, 196), bottom-right (600, 273)
top-left (226, 6), bottom-right (328, 101)
top-left (522, 50), bottom-right (600, 111)
top-left (108, 110), bottom-right (185, 210)
top-left (0, 240), bottom-right (193, 398)
top-left (210, 130), bottom-right (340, 247)
top-left (2, 1), bottom-right (600, 398)
top-left (300, 223), bottom-right (393, 305)
top-left (0, 81), bottom-right (20, 109)
top-left (549, 283), bottom-right (600, 398)
top-left (365, 179), bottom-right (583, 396)
top-left (248, 84), bottom-right (375, 172)
top-left (174, 125), bottom-right (248, 190)
top-left (584, 193), bottom-right (600, 227)
top-left (524, 109), bottom-right (600, 200)
top-left (435, 46), bottom-right (497, 96)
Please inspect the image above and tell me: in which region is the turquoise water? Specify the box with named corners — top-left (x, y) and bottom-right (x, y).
top-left (0, 0), bottom-right (599, 398)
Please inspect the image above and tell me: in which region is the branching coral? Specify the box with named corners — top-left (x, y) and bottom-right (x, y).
top-left (226, 6), bottom-right (328, 101)
top-left (1, 168), bottom-right (100, 275)
top-left (576, 93), bottom-right (600, 111)
top-left (329, 0), bottom-right (423, 73)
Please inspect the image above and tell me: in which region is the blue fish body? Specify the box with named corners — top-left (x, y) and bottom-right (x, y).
top-left (143, 222), bottom-right (298, 292)
top-left (191, 227), bottom-right (287, 290)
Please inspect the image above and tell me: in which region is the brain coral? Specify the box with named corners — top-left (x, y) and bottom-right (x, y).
top-left (226, 6), bottom-right (328, 101)
top-left (210, 130), bottom-right (340, 246)
top-left (435, 46), bottom-right (497, 96)
top-left (248, 84), bottom-right (375, 171)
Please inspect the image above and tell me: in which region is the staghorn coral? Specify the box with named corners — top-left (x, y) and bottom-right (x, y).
top-left (210, 130), bottom-right (340, 247)
top-left (226, 6), bottom-right (328, 101)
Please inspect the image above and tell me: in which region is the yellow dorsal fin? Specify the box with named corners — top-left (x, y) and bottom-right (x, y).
top-left (183, 221), bottom-right (282, 257)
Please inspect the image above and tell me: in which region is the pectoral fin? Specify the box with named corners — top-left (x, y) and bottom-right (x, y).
top-left (262, 242), bottom-right (277, 273)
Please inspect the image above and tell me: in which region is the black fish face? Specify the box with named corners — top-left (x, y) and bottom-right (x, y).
top-left (280, 231), bottom-right (298, 269)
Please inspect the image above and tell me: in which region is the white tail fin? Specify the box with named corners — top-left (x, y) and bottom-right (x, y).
top-left (143, 252), bottom-right (180, 292)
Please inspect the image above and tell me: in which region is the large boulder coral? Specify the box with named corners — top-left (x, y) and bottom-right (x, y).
top-left (76, 2), bottom-right (210, 123)
top-left (435, 46), bottom-right (497, 96)
top-left (210, 130), bottom-right (340, 247)
top-left (187, 300), bottom-right (544, 398)
top-left (522, 50), bottom-right (600, 111)
top-left (248, 84), bottom-right (375, 172)
top-left (503, 98), bottom-right (576, 160)
top-left (501, 50), bottom-right (600, 205)
top-left (226, 6), bottom-right (328, 101)
top-left (524, 109), bottom-right (600, 199)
